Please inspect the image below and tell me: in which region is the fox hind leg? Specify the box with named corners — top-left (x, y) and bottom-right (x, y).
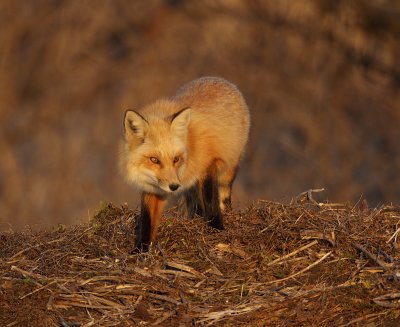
top-left (184, 182), bottom-right (203, 219)
top-left (218, 165), bottom-right (238, 212)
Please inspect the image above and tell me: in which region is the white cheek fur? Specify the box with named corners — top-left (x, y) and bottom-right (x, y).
top-left (127, 166), bottom-right (155, 188)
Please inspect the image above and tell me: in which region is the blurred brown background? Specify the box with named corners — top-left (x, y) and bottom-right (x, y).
top-left (1, 0), bottom-right (399, 230)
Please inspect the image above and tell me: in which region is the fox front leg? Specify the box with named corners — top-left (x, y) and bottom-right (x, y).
top-left (134, 193), bottom-right (166, 252)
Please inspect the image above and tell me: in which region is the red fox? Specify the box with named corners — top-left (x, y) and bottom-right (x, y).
top-left (120, 77), bottom-right (250, 251)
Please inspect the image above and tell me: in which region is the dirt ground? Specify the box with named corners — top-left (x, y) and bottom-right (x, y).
top-left (1, 191), bottom-right (400, 326)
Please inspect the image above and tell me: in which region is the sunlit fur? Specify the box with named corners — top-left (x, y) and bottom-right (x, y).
top-left (119, 76), bottom-right (250, 209)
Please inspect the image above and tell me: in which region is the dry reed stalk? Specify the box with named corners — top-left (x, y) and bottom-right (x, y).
top-left (19, 280), bottom-right (57, 299)
top-left (11, 265), bottom-right (51, 283)
top-left (198, 303), bottom-right (264, 325)
top-left (290, 188), bottom-right (325, 205)
top-left (267, 240), bottom-right (318, 266)
top-left (373, 293), bottom-right (400, 308)
top-left (151, 311), bottom-right (175, 326)
top-left (338, 311), bottom-right (391, 327)
top-left (265, 251), bottom-right (333, 285)
top-left (165, 260), bottom-right (205, 278)
top-left (353, 243), bottom-right (393, 270)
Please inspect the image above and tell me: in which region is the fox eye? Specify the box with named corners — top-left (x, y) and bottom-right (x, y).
top-left (150, 157), bottom-right (160, 164)
top-left (173, 156), bottom-right (180, 164)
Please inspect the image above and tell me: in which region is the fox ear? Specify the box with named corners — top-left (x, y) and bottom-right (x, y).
top-left (170, 107), bottom-right (191, 137)
top-left (124, 110), bottom-right (148, 141)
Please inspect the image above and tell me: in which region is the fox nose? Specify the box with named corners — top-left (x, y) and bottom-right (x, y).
top-left (169, 183), bottom-right (180, 191)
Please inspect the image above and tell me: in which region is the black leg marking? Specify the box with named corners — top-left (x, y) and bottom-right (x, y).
top-left (184, 182), bottom-right (204, 218)
top-left (202, 163), bottom-right (224, 230)
top-left (133, 197), bottom-right (151, 252)
top-left (195, 203), bottom-right (204, 217)
top-left (184, 183), bottom-right (201, 219)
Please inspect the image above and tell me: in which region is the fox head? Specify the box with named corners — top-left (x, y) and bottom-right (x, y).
top-left (121, 105), bottom-right (191, 196)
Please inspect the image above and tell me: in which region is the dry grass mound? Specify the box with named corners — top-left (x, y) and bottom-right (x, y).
top-left (1, 192), bottom-right (400, 326)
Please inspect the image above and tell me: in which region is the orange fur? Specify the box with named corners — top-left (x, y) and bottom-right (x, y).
top-left (120, 77), bottom-right (250, 250)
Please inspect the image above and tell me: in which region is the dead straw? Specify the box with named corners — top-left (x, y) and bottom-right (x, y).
top-left (2, 201), bottom-right (400, 326)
